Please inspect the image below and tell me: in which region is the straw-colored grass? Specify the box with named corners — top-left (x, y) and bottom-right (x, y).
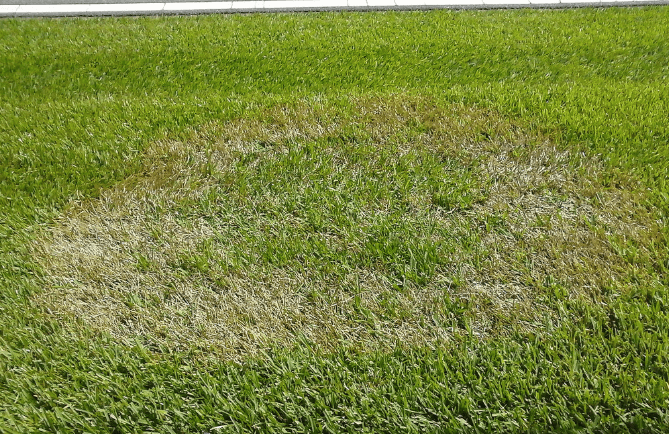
top-left (31, 96), bottom-right (661, 360)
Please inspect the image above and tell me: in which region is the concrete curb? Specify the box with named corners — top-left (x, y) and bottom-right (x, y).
top-left (0, 0), bottom-right (667, 17)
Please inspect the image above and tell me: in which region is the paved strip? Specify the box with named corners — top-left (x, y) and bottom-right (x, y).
top-left (1, 0), bottom-right (666, 16)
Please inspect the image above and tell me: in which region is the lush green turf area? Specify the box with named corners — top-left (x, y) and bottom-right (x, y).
top-left (1, 6), bottom-right (669, 433)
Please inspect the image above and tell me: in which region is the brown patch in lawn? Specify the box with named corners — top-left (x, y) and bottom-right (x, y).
top-left (31, 95), bottom-right (662, 360)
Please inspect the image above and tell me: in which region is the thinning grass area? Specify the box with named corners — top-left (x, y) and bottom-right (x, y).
top-left (31, 96), bottom-right (661, 360)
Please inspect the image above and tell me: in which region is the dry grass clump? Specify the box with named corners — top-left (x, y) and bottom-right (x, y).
top-left (31, 95), bottom-right (661, 360)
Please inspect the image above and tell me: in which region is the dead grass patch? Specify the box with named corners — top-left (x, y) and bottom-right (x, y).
top-left (31, 95), bottom-right (662, 361)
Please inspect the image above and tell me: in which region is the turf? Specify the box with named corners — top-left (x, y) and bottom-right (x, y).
top-left (1, 6), bottom-right (669, 433)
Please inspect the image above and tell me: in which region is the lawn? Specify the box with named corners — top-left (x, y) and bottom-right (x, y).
top-left (1, 6), bottom-right (668, 432)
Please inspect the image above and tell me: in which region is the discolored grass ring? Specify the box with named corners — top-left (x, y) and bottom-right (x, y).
top-left (31, 95), bottom-right (662, 360)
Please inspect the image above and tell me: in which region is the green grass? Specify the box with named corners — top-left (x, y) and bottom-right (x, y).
top-left (1, 6), bottom-right (669, 433)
